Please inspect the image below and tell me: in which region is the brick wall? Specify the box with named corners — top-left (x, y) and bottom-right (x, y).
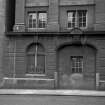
top-left (3, 35), bottom-right (105, 89)
top-left (1, 0), bottom-right (105, 89)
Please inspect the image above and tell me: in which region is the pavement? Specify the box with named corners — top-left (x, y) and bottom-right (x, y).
top-left (0, 90), bottom-right (105, 105)
top-left (0, 89), bottom-right (105, 96)
top-left (0, 94), bottom-right (105, 105)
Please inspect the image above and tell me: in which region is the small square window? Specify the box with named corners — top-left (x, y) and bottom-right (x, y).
top-left (71, 56), bottom-right (83, 73)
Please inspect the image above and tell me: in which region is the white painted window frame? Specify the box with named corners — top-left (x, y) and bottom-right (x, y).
top-left (71, 56), bottom-right (83, 73)
top-left (28, 12), bottom-right (47, 29)
top-left (67, 10), bottom-right (87, 29)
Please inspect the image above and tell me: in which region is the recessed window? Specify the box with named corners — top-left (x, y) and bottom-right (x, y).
top-left (67, 10), bottom-right (87, 29)
top-left (68, 11), bottom-right (76, 28)
top-left (78, 10), bottom-right (87, 28)
top-left (28, 12), bottom-right (47, 29)
top-left (27, 44), bottom-right (45, 74)
top-left (71, 56), bottom-right (83, 73)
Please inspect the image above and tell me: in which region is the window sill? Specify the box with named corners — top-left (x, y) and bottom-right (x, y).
top-left (25, 74), bottom-right (46, 77)
top-left (67, 27), bottom-right (87, 30)
top-left (27, 28), bottom-right (46, 32)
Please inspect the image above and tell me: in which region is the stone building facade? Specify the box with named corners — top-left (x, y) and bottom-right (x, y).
top-left (0, 0), bottom-right (105, 90)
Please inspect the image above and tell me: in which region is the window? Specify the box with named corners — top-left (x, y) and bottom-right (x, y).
top-left (78, 10), bottom-right (87, 28)
top-left (28, 13), bottom-right (37, 28)
top-left (68, 11), bottom-right (76, 28)
top-left (67, 10), bottom-right (87, 29)
top-left (28, 12), bottom-right (47, 29)
top-left (71, 56), bottom-right (83, 73)
top-left (27, 44), bottom-right (45, 74)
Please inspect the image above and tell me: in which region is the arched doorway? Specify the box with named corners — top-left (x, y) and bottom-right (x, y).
top-left (57, 44), bottom-right (96, 90)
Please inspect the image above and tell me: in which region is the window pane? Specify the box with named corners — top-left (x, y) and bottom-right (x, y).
top-left (29, 19), bottom-right (32, 28)
top-left (42, 21), bottom-right (46, 28)
top-left (28, 15), bottom-right (33, 28)
top-left (79, 17), bottom-right (82, 22)
top-left (33, 19), bottom-right (37, 28)
top-left (38, 20), bottom-right (43, 28)
top-left (83, 23), bottom-right (86, 27)
top-left (37, 55), bottom-right (45, 74)
top-left (83, 11), bottom-right (86, 16)
top-left (79, 23), bottom-right (82, 27)
top-left (68, 22), bottom-right (72, 28)
top-left (78, 12), bottom-right (82, 17)
top-left (39, 13), bottom-right (47, 21)
top-left (83, 17), bottom-right (86, 22)
top-left (27, 55), bottom-right (35, 74)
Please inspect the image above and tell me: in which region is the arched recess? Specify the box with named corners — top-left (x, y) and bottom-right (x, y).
top-left (57, 44), bottom-right (97, 90)
top-left (26, 43), bottom-right (45, 75)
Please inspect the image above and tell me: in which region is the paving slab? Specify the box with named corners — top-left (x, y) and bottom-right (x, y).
top-left (0, 94), bottom-right (105, 105)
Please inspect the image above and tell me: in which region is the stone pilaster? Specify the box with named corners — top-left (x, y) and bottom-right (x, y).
top-left (95, 0), bottom-right (105, 31)
top-left (13, 0), bottom-right (25, 32)
top-left (0, 0), bottom-right (5, 84)
top-left (47, 0), bottom-right (59, 32)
